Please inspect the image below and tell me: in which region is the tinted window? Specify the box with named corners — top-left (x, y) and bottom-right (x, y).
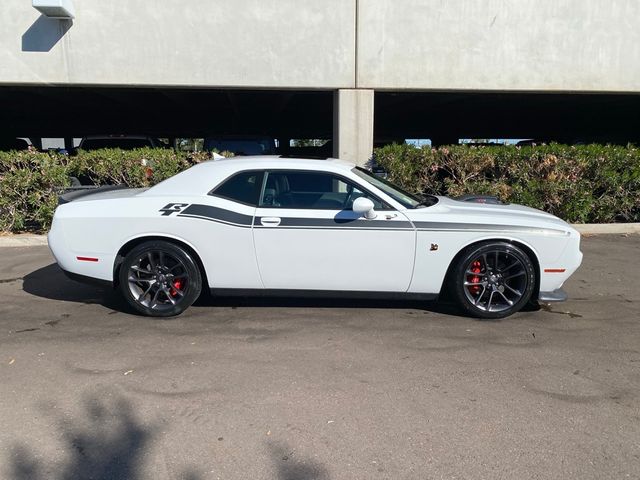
top-left (352, 167), bottom-right (430, 209)
top-left (260, 171), bottom-right (386, 210)
top-left (212, 171), bottom-right (264, 206)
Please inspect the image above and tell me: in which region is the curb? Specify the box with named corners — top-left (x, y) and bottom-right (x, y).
top-left (0, 234), bottom-right (48, 247)
top-left (571, 223), bottom-right (640, 235)
top-left (0, 224), bottom-right (639, 248)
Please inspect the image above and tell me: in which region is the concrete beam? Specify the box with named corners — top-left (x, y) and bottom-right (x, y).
top-left (357, 0), bottom-right (640, 92)
top-left (333, 89), bottom-right (374, 167)
top-left (2, 0), bottom-right (356, 89)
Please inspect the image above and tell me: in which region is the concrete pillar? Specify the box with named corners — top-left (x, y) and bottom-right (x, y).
top-left (333, 89), bottom-right (374, 167)
top-left (276, 137), bottom-right (290, 155)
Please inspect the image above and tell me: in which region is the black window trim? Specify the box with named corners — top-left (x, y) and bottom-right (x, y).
top-left (259, 169), bottom-right (394, 211)
top-left (208, 169), bottom-right (266, 207)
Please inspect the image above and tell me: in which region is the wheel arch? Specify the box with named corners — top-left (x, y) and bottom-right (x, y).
top-left (113, 234), bottom-right (209, 289)
top-left (439, 238), bottom-right (541, 300)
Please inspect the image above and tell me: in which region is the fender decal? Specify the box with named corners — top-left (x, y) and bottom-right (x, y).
top-left (177, 204), bottom-right (254, 227)
top-left (159, 203), bottom-right (190, 216)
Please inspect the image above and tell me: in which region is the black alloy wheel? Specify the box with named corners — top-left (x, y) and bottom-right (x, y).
top-left (119, 241), bottom-right (202, 317)
top-left (452, 241), bottom-right (536, 319)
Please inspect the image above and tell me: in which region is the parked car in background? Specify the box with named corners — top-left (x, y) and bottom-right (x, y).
top-left (204, 135), bottom-right (276, 156)
top-left (78, 135), bottom-right (163, 151)
top-left (0, 137), bottom-right (29, 151)
top-left (285, 140), bottom-right (333, 158)
top-left (49, 156), bottom-right (582, 319)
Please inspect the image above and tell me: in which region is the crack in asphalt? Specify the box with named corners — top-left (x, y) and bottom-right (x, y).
top-left (540, 303), bottom-right (583, 318)
top-left (0, 277), bottom-right (23, 284)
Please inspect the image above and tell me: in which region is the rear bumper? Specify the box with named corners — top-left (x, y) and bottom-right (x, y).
top-left (538, 288), bottom-right (568, 302)
top-left (48, 215), bottom-right (114, 282)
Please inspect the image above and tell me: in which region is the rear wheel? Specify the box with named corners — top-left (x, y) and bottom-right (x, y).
top-left (119, 241), bottom-right (202, 317)
top-left (452, 242), bottom-right (536, 319)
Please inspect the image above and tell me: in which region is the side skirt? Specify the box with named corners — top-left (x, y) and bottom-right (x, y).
top-left (210, 288), bottom-right (438, 301)
top-left (538, 288), bottom-right (568, 302)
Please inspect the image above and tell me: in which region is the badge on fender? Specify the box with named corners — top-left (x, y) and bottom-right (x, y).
top-left (159, 203), bottom-right (189, 216)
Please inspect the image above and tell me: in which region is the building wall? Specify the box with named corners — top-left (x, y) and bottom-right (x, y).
top-left (1, 0), bottom-right (639, 92)
top-left (0, 0), bottom-right (356, 88)
top-left (357, 0), bottom-right (640, 92)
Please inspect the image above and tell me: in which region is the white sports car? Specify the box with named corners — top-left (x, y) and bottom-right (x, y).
top-left (48, 156), bottom-right (583, 318)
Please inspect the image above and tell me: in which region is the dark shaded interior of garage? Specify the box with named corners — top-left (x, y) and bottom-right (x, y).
top-left (0, 86), bottom-right (639, 147)
top-left (0, 87), bottom-right (334, 142)
top-left (375, 91), bottom-right (640, 145)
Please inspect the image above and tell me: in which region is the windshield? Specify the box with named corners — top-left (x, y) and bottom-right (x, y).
top-left (352, 167), bottom-right (436, 209)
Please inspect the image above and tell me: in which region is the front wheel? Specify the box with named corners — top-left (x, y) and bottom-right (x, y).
top-left (119, 241), bottom-right (202, 317)
top-left (452, 242), bottom-right (536, 319)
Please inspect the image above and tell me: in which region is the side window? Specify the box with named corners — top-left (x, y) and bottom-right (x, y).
top-left (211, 171), bottom-right (264, 206)
top-left (260, 171), bottom-right (386, 210)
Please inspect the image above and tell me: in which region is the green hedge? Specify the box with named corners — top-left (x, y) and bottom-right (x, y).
top-left (1, 144), bottom-right (639, 233)
top-left (0, 148), bottom-right (210, 233)
top-left (373, 143), bottom-right (640, 224)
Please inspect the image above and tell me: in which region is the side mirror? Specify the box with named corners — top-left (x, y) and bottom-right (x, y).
top-left (352, 197), bottom-right (376, 219)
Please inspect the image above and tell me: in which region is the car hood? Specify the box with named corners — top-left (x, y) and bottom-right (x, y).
top-left (404, 196), bottom-right (575, 234)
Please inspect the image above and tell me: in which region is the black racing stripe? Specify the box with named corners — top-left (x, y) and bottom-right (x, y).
top-left (174, 206), bottom-right (566, 235)
top-left (179, 204), bottom-right (253, 226)
top-left (254, 216), bottom-right (413, 229)
top-left (413, 222), bottom-right (568, 235)
top-left (255, 225), bottom-right (413, 231)
top-left (177, 213), bottom-right (252, 228)
top-left (177, 204), bottom-right (413, 230)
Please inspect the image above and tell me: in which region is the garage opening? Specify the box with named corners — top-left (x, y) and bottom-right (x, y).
top-left (1, 87), bottom-right (639, 154)
top-left (375, 91), bottom-right (640, 147)
top-left (0, 86), bottom-right (334, 152)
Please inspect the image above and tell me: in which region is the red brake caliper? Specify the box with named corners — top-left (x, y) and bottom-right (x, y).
top-left (468, 260), bottom-right (482, 295)
top-left (170, 279), bottom-right (183, 297)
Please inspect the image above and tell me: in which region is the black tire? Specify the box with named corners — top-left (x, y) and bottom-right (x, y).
top-left (118, 241), bottom-right (202, 317)
top-left (451, 241), bottom-right (536, 319)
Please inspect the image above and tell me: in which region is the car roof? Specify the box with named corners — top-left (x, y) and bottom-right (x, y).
top-left (206, 155), bottom-right (354, 169)
top-left (144, 156), bottom-right (358, 196)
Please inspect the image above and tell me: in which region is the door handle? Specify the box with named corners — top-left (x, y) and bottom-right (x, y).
top-left (260, 217), bottom-right (281, 227)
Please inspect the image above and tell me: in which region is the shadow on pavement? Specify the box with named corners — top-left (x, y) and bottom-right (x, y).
top-left (268, 442), bottom-right (331, 480)
top-left (194, 294), bottom-right (463, 316)
top-left (22, 263), bottom-right (131, 313)
top-left (7, 391), bottom-right (332, 479)
top-left (23, 263), bottom-right (465, 317)
top-left (9, 395), bottom-right (158, 480)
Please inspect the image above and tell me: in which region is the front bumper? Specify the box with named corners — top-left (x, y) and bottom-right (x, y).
top-left (538, 288), bottom-right (568, 302)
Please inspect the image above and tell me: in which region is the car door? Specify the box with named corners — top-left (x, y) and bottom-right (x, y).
top-left (180, 170), bottom-right (263, 289)
top-left (252, 170), bottom-right (416, 291)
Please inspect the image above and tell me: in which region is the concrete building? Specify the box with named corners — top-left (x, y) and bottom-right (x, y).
top-left (1, 0), bottom-right (639, 163)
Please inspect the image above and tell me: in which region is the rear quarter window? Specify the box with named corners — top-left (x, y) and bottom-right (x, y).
top-left (210, 171), bottom-right (264, 206)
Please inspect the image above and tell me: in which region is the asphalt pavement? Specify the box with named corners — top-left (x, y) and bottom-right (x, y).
top-left (0, 235), bottom-right (639, 480)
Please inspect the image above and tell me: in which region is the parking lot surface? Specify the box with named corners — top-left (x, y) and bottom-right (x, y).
top-left (1, 235), bottom-right (639, 480)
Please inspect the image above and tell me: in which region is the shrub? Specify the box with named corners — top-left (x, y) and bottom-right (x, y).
top-left (65, 148), bottom-right (207, 187)
top-left (0, 148), bottom-right (214, 233)
top-left (1, 144), bottom-right (639, 233)
top-left (0, 150), bottom-right (69, 232)
top-left (373, 143), bottom-right (640, 224)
